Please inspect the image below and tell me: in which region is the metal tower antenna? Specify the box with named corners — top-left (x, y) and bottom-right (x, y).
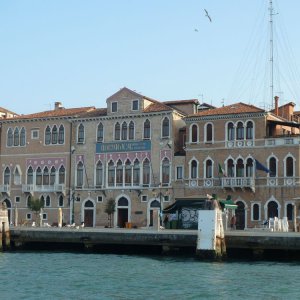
top-left (269, 0), bottom-right (278, 109)
top-left (269, 0), bottom-right (274, 108)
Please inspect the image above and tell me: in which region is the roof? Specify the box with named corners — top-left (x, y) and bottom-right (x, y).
top-left (0, 107), bottom-right (19, 116)
top-left (187, 102), bottom-right (265, 118)
top-left (7, 107), bottom-right (96, 120)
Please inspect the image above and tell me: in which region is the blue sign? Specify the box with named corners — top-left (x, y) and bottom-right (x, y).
top-left (96, 140), bottom-right (151, 153)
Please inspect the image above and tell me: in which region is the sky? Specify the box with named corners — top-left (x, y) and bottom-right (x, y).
top-left (1, 0), bottom-right (300, 115)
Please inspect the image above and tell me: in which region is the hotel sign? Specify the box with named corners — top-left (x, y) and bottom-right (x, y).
top-left (96, 140), bottom-right (151, 153)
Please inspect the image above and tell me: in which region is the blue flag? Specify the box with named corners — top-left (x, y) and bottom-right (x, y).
top-left (255, 159), bottom-right (270, 173)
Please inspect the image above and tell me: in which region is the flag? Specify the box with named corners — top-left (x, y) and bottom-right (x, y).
top-left (218, 163), bottom-right (226, 177)
top-left (255, 159), bottom-right (270, 173)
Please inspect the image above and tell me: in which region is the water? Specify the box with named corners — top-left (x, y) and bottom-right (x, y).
top-left (0, 252), bottom-right (299, 300)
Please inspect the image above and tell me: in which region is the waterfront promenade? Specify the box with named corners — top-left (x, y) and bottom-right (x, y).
top-left (9, 226), bottom-right (300, 258)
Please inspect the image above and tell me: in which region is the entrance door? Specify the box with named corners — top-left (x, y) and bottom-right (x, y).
top-left (84, 210), bottom-right (93, 227)
top-left (118, 208), bottom-right (128, 228)
top-left (236, 201), bottom-right (245, 230)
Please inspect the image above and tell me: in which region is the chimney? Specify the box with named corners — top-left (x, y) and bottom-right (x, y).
top-left (274, 96), bottom-right (279, 116)
top-left (54, 102), bottom-right (63, 110)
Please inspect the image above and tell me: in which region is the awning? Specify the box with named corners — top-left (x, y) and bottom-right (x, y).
top-left (163, 199), bottom-right (206, 213)
top-left (219, 199), bottom-right (237, 210)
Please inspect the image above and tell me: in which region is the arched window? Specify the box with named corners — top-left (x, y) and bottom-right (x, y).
top-left (115, 122), bottom-right (120, 140)
top-left (121, 122), bottom-right (127, 140)
top-left (162, 117), bottom-right (170, 138)
top-left (133, 159), bottom-right (140, 186)
top-left (50, 166), bottom-right (56, 185)
top-left (206, 123), bottom-right (213, 142)
top-left (43, 167), bottom-right (49, 185)
top-left (191, 160), bottom-right (197, 179)
top-left (97, 123), bottom-right (104, 142)
top-left (269, 157), bottom-right (277, 177)
top-left (227, 159), bottom-right (234, 177)
top-left (236, 158), bottom-right (244, 177)
top-left (52, 125), bottom-right (58, 144)
top-left (76, 161), bottom-right (84, 187)
top-left (287, 203), bottom-right (293, 221)
top-left (143, 158), bottom-right (150, 186)
top-left (125, 159), bottom-right (132, 186)
top-left (227, 122), bottom-right (234, 141)
top-left (45, 195), bottom-right (51, 207)
top-left (236, 122), bottom-right (244, 140)
top-left (95, 161), bottom-right (103, 187)
top-left (246, 121), bottom-right (253, 139)
top-left (4, 167), bottom-right (10, 185)
top-left (77, 124), bottom-right (85, 143)
top-left (144, 119), bottom-right (150, 139)
top-left (246, 158), bottom-right (253, 177)
top-left (205, 160), bottom-right (212, 178)
top-left (118, 197), bottom-right (128, 206)
top-left (7, 128), bottom-right (13, 147)
top-left (27, 167), bottom-right (33, 185)
top-left (162, 158), bottom-right (170, 185)
top-left (116, 160), bottom-right (123, 186)
top-left (20, 127), bottom-right (26, 146)
top-left (36, 167), bottom-right (42, 185)
top-left (129, 121), bottom-right (134, 140)
top-left (58, 195), bottom-right (64, 207)
top-left (45, 126), bottom-right (51, 145)
top-left (58, 125), bottom-right (64, 144)
top-left (253, 204), bottom-right (259, 221)
top-left (191, 124), bottom-right (198, 143)
top-left (14, 167), bottom-right (21, 185)
top-left (286, 156), bottom-right (294, 177)
top-left (108, 160), bottom-right (115, 187)
top-left (27, 195), bottom-right (32, 208)
top-left (14, 128), bottom-right (19, 146)
top-left (59, 166), bottom-right (65, 184)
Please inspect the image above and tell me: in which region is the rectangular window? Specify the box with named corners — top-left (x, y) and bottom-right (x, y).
top-left (141, 195), bottom-right (148, 202)
top-left (176, 166), bottom-right (183, 180)
top-left (163, 195), bottom-right (170, 202)
top-left (97, 196), bottom-right (103, 202)
top-left (132, 100), bottom-right (139, 111)
top-left (42, 213), bottom-right (47, 220)
top-left (31, 129), bottom-right (39, 139)
top-left (26, 213), bottom-right (32, 220)
top-left (111, 102), bottom-right (118, 112)
top-left (15, 196), bottom-right (20, 203)
top-left (76, 196), bottom-right (81, 202)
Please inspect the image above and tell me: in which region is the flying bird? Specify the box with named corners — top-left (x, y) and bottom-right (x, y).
top-left (194, 28), bottom-right (199, 32)
top-left (204, 9), bottom-right (212, 22)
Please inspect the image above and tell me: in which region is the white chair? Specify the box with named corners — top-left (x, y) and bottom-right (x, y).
top-left (269, 218), bottom-right (274, 231)
top-left (282, 217), bottom-right (289, 232)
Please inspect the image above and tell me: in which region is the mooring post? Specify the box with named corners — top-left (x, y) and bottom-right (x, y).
top-left (196, 208), bottom-right (226, 260)
top-left (0, 202), bottom-right (10, 251)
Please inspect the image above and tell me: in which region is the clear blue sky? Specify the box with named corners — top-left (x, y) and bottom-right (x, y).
top-left (1, 0), bottom-right (300, 114)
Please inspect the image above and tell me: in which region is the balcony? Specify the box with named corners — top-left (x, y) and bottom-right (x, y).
top-left (221, 177), bottom-right (255, 192)
top-left (265, 135), bottom-right (300, 147)
top-left (22, 184), bottom-right (66, 195)
top-left (0, 184), bottom-right (10, 196)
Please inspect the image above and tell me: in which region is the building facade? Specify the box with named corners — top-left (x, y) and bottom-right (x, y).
top-left (182, 98), bottom-right (300, 229)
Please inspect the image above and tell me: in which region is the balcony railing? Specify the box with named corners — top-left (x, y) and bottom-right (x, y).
top-left (0, 184), bottom-right (10, 195)
top-left (22, 184), bottom-right (65, 194)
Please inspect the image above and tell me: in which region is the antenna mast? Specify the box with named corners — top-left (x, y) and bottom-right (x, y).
top-left (269, 0), bottom-right (274, 108)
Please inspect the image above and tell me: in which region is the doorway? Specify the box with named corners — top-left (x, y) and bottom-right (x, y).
top-left (235, 201), bottom-right (245, 230)
top-left (83, 200), bottom-right (94, 227)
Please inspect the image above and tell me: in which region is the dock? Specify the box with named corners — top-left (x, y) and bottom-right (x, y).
top-left (9, 227), bottom-right (300, 259)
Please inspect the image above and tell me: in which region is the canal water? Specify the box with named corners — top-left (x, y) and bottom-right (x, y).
top-left (0, 251), bottom-right (299, 300)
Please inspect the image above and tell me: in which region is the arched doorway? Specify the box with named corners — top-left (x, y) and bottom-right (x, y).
top-left (149, 200), bottom-right (160, 227)
top-left (117, 197), bottom-right (129, 228)
top-left (2, 199), bottom-right (12, 224)
top-left (235, 201), bottom-right (245, 230)
top-left (83, 200), bottom-right (94, 227)
top-left (267, 201), bottom-right (278, 219)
